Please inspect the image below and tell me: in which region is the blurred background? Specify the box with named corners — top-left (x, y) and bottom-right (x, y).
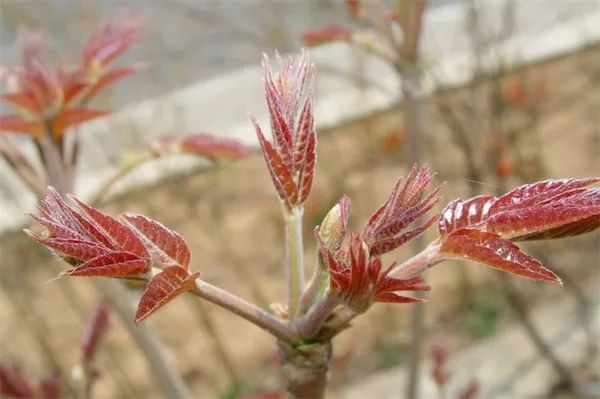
top-left (1, 0), bottom-right (599, 398)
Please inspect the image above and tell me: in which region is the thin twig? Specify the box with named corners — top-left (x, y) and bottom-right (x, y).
top-left (87, 152), bottom-right (157, 206)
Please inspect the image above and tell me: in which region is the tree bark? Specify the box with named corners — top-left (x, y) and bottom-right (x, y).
top-left (278, 340), bottom-right (332, 399)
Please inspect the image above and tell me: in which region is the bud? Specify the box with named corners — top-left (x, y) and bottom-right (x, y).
top-left (318, 195), bottom-right (350, 251)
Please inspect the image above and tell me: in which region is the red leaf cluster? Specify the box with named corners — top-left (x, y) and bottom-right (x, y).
top-left (312, 166), bottom-right (439, 312)
top-left (319, 234), bottom-right (429, 313)
top-left (27, 187), bottom-right (199, 323)
top-left (26, 188), bottom-right (150, 277)
top-left (362, 164), bottom-right (442, 257)
top-left (1, 11), bottom-right (145, 140)
top-left (252, 50), bottom-right (317, 211)
top-left (438, 178), bottom-right (600, 282)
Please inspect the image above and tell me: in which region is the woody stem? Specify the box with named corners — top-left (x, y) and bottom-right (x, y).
top-left (295, 295), bottom-right (338, 339)
top-left (190, 278), bottom-right (297, 343)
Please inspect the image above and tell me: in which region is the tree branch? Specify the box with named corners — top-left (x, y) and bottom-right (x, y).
top-left (190, 278), bottom-right (297, 343)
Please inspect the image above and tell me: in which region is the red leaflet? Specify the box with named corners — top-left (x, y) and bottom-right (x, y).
top-left (81, 10), bottom-right (146, 69)
top-left (363, 164), bottom-right (441, 256)
top-left (439, 178), bottom-right (600, 240)
top-left (439, 195), bottom-right (495, 237)
top-left (81, 301), bottom-right (110, 362)
top-left (52, 108), bottom-right (109, 137)
top-left (301, 25), bottom-right (352, 46)
top-left (69, 195), bottom-right (148, 258)
top-left (439, 229), bottom-right (561, 283)
top-left (65, 251), bottom-right (150, 277)
top-left (0, 114), bottom-right (42, 136)
top-left (0, 92), bottom-right (40, 114)
top-left (253, 118), bottom-right (298, 209)
top-left (135, 266), bottom-right (200, 324)
top-left (321, 235), bottom-right (428, 313)
top-left (180, 133), bottom-right (252, 160)
top-left (28, 237), bottom-right (107, 262)
top-left (252, 51), bottom-right (317, 210)
top-left (122, 214), bottom-right (191, 268)
top-left (1, 12), bottom-right (144, 140)
top-left (77, 65), bottom-right (143, 105)
top-left (369, 215), bottom-right (438, 257)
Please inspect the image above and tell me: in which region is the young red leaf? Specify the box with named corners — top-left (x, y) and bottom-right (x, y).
top-left (363, 164), bottom-right (442, 256)
top-left (180, 133), bottom-right (252, 160)
top-left (488, 187), bottom-right (600, 240)
top-left (439, 195), bottom-right (495, 237)
top-left (301, 24), bottom-right (353, 46)
top-left (264, 90), bottom-right (293, 168)
top-left (62, 79), bottom-right (90, 106)
top-left (0, 114), bottom-right (42, 136)
top-left (0, 92), bottom-right (40, 114)
top-left (81, 10), bottom-right (146, 68)
top-left (369, 214), bottom-right (439, 257)
top-left (122, 213), bottom-right (191, 268)
top-left (69, 195), bottom-right (148, 258)
top-left (373, 292), bottom-right (425, 304)
top-left (81, 301), bottom-right (110, 362)
top-left (78, 65), bottom-right (144, 104)
top-left (29, 188), bottom-right (110, 244)
top-left (26, 236), bottom-right (107, 263)
top-left (298, 130), bottom-right (316, 203)
top-left (439, 178), bottom-right (600, 241)
top-left (490, 178), bottom-right (598, 213)
top-left (52, 108), bottom-right (109, 137)
top-left (439, 228), bottom-right (561, 283)
top-left (134, 266), bottom-right (200, 323)
top-left (65, 251), bottom-right (150, 277)
top-left (253, 51), bottom-right (317, 209)
top-left (253, 118), bottom-right (298, 209)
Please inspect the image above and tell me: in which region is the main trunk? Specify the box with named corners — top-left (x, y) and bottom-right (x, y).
top-left (278, 340), bottom-right (332, 399)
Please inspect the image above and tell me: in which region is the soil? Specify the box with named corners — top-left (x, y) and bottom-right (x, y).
top-left (0, 46), bottom-right (598, 398)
